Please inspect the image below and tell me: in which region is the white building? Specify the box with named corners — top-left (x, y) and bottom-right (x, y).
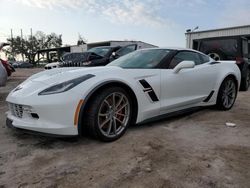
top-left (186, 25), bottom-right (250, 49)
top-left (86, 40), bottom-right (157, 50)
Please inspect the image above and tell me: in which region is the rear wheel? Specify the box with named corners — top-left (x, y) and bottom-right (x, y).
top-left (240, 68), bottom-right (250, 91)
top-left (216, 77), bottom-right (237, 110)
top-left (85, 87), bottom-right (132, 142)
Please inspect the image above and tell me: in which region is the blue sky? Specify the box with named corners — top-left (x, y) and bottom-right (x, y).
top-left (0, 0), bottom-right (250, 47)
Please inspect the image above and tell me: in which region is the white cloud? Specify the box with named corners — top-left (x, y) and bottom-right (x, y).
top-left (14, 0), bottom-right (166, 26)
top-left (101, 1), bottom-right (170, 27)
top-left (157, 0), bottom-right (206, 8)
top-left (13, 0), bottom-right (207, 27)
top-left (15, 0), bottom-right (94, 10)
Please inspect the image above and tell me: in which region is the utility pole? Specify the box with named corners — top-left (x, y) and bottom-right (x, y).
top-left (10, 29), bottom-right (14, 59)
top-left (30, 28), bottom-right (33, 52)
top-left (10, 29), bottom-right (13, 41)
top-left (20, 29), bottom-right (24, 61)
top-left (30, 28), bottom-right (33, 63)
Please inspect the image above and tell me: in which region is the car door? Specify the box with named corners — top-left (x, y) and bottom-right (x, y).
top-left (160, 51), bottom-right (219, 114)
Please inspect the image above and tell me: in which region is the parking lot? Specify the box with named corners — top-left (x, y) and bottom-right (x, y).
top-left (0, 68), bottom-right (250, 188)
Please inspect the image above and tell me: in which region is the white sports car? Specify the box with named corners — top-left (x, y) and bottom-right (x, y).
top-left (6, 48), bottom-right (241, 141)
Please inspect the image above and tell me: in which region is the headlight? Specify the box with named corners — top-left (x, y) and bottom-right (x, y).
top-left (38, 74), bottom-right (95, 95)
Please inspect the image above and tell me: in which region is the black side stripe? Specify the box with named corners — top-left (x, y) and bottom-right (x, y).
top-left (203, 90), bottom-right (215, 102)
top-left (139, 79), bottom-right (151, 90)
top-left (139, 79), bottom-right (159, 102)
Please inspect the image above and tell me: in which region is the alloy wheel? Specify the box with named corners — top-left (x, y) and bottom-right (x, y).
top-left (98, 92), bottom-right (130, 138)
top-left (222, 79), bottom-right (236, 108)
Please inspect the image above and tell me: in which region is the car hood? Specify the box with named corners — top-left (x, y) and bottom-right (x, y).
top-left (26, 66), bottom-right (122, 86)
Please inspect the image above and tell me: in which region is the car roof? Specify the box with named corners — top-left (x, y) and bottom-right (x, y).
top-left (91, 46), bottom-right (118, 49)
top-left (139, 47), bottom-right (207, 55)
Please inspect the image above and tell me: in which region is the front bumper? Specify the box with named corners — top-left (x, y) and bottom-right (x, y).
top-left (6, 85), bottom-right (82, 136)
top-left (6, 111), bottom-right (78, 136)
top-left (6, 117), bottom-right (76, 137)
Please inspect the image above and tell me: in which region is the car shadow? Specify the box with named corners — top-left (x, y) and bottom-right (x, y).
top-left (129, 106), bottom-right (215, 131)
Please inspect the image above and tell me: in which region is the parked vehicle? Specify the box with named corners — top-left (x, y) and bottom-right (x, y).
top-left (6, 48), bottom-right (241, 142)
top-left (44, 62), bottom-right (60, 70)
top-left (60, 44), bottom-right (138, 67)
top-left (0, 62), bottom-right (7, 87)
top-left (0, 42), bottom-right (11, 86)
top-left (11, 61), bottom-right (33, 68)
top-left (193, 36), bottom-right (250, 91)
top-left (0, 42), bottom-right (9, 50)
top-left (1, 59), bottom-right (15, 76)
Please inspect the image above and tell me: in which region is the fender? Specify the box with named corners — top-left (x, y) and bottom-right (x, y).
top-left (77, 80), bottom-right (139, 135)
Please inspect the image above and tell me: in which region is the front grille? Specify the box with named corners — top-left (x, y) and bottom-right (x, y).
top-left (9, 103), bottom-right (24, 118)
top-left (61, 62), bottom-right (85, 67)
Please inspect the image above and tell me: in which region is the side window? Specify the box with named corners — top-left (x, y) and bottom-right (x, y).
top-left (116, 45), bottom-right (137, 57)
top-left (169, 51), bottom-right (202, 69)
top-left (199, 54), bottom-right (210, 64)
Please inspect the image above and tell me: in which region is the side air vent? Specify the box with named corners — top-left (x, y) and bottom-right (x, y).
top-left (203, 90), bottom-right (215, 102)
top-left (139, 79), bottom-right (159, 102)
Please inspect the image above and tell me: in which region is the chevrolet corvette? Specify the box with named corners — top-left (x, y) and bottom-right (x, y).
top-left (6, 48), bottom-right (241, 141)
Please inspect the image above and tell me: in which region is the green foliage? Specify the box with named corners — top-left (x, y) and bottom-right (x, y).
top-left (4, 31), bottom-right (62, 64)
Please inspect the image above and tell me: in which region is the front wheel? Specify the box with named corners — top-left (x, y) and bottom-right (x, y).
top-left (85, 87), bottom-right (132, 142)
top-left (216, 77), bottom-right (237, 110)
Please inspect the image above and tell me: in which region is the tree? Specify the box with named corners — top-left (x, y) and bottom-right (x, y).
top-left (77, 34), bottom-right (87, 45)
top-left (4, 36), bottom-right (23, 59)
top-left (4, 31), bottom-right (62, 64)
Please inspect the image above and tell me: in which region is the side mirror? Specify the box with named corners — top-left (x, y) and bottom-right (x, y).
top-left (173, 61), bottom-right (195, 73)
top-left (112, 52), bottom-right (116, 57)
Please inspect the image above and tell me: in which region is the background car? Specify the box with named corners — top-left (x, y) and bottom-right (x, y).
top-left (11, 61), bottom-right (33, 68)
top-left (60, 44), bottom-right (138, 67)
top-left (0, 42), bottom-right (11, 86)
top-left (1, 59), bottom-right (15, 76)
top-left (0, 62), bottom-right (7, 86)
top-left (44, 62), bottom-right (60, 70)
top-left (6, 48), bottom-right (240, 142)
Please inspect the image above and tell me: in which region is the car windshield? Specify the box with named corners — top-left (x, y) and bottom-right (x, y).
top-left (88, 47), bottom-right (112, 57)
top-left (107, 49), bottom-right (171, 68)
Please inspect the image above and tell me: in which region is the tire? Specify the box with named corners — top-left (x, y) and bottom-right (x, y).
top-left (84, 87), bottom-right (133, 142)
top-left (240, 68), bottom-right (250, 91)
top-left (206, 50), bottom-right (225, 61)
top-left (216, 77), bottom-right (237, 110)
